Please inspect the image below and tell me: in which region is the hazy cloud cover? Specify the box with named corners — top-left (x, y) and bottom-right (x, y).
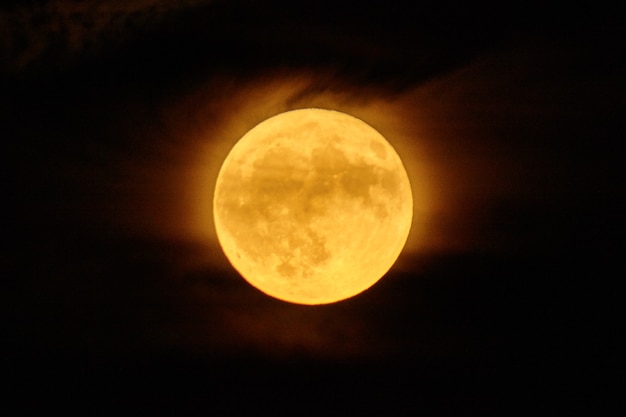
top-left (2, 1), bottom-right (622, 414)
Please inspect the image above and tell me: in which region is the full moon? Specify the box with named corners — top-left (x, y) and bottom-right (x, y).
top-left (213, 109), bottom-right (413, 304)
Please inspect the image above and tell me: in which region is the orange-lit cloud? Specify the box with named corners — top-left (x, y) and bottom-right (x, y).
top-left (112, 72), bottom-right (436, 263)
top-left (98, 37), bottom-right (603, 272)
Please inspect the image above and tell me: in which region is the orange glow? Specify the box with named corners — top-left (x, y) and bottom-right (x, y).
top-left (180, 75), bottom-right (435, 261)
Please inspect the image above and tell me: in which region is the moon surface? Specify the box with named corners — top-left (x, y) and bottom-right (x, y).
top-left (213, 109), bottom-right (413, 304)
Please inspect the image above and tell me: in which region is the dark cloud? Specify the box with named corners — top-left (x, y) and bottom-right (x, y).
top-left (2, 1), bottom-right (622, 414)
top-left (0, 0), bottom-right (214, 71)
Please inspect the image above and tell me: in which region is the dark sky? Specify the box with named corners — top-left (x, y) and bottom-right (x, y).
top-left (2, 1), bottom-right (623, 414)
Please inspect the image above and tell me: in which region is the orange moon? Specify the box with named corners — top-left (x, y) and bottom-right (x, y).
top-left (213, 109), bottom-right (413, 304)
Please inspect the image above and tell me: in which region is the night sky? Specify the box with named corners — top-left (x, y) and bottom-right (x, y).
top-left (2, 1), bottom-right (623, 414)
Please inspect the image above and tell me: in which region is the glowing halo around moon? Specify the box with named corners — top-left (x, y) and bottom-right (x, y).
top-left (213, 108), bottom-right (413, 304)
